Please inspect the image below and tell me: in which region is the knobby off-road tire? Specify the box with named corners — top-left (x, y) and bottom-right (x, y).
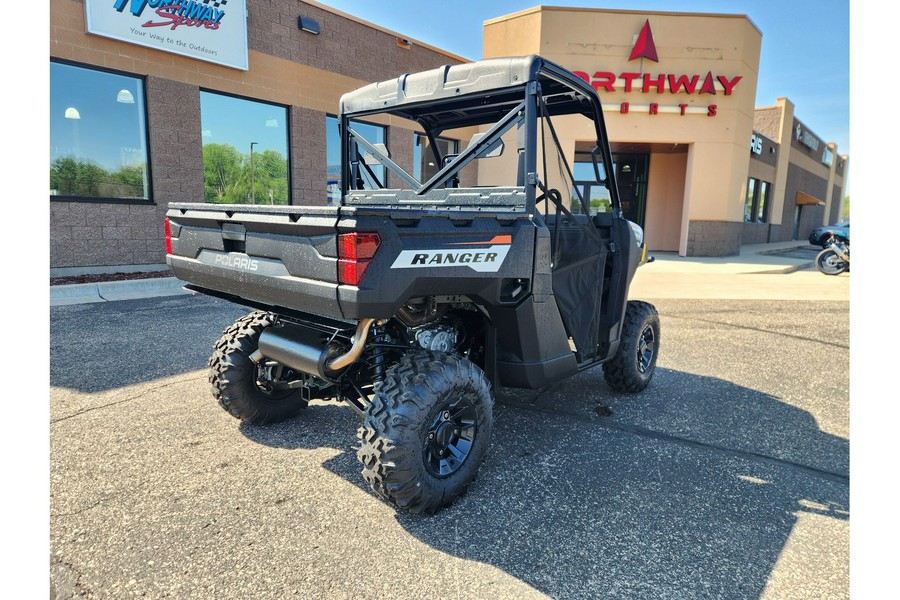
top-left (357, 351), bottom-right (494, 514)
top-left (209, 311), bottom-right (305, 425)
top-left (603, 300), bottom-right (660, 393)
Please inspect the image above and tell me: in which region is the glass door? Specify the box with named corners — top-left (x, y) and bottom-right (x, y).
top-left (613, 153), bottom-right (649, 228)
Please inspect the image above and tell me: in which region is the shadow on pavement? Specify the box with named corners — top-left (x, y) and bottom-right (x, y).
top-left (238, 369), bottom-right (849, 599)
top-left (50, 294), bottom-right (246, 394)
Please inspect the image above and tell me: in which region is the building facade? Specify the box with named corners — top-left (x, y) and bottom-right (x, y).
top-left (483, 6), bottom-right (848, 256)
top-left (49, 2), bottom-right (848, 271)
top-left (50, 0), bottom-right (471, 272)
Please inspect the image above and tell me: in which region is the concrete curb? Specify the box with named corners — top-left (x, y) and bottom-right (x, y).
top-left (50, 277), bottom-right (192, 307)
top-left (48, 242), bottom-right (824, 307)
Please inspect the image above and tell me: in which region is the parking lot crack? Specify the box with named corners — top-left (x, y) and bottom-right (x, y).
top-left (497, 398), bottom-right (849, 485)
top-left (666, 315), bottom-right (849, 349)
top-left (51, 374), bottom-right (204, 425)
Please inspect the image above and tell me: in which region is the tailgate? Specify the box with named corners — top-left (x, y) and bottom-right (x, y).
top-left (165, 203), bottom-right (343, 319)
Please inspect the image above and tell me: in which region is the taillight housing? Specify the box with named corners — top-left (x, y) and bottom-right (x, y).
top-left (337, 232), bottom-right (380, 285)
top-left (164, 217), bottom-right (173, 255)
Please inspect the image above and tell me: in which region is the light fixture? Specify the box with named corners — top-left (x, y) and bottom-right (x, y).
top-left (116, 89), bottom-right (135, 104)
top-left (621, 164), bottom-right (632, 173)
top-left (298, 16), bottom-right (320, 35)
top-left (65, 107), bottom-right (80, 120)
top-left (265, 117), bottom-right (278, 128)
top-left (396, 37), bottom-right (412, 49)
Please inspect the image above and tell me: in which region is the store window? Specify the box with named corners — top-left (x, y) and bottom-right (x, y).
top-left (326, 116), bottom-right (387, 202)
top-left (200, 91), bottom-right (290, 204)
top-left (745, 178), bottom-right (771, 223)
top-left (50, 61), bottom-right (150, 201)
top-left (572, 153), bottom-right (612, 215)
top-left (744, 178), bottom-right (757, 222)
top-left (757, 181), bottom-right (770, 223)
top-left (414, 134), bottom-right (459, 183)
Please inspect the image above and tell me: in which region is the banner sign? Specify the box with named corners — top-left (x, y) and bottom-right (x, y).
top-left (85, 0), bottom-right (249, 71)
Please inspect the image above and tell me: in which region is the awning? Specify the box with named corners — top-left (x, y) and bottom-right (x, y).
top-left (795, 191), bottom-right (825, 206)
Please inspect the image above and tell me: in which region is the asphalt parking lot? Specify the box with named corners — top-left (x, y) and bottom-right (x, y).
top-left (49, 284), bottom-right (849, 599)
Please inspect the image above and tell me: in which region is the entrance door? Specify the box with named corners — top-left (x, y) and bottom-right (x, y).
top-left (572, 152), bottom-right (648, 227)
top-left (614, 153), bottom-right (649, 228)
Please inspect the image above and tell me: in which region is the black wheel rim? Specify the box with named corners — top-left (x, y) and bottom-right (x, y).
top-left (637, 324), bottom-right (656, 373)
top-left (423, 398), bottom-right (477, 478)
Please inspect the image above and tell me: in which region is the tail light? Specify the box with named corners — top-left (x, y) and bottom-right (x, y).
top-left (164, 217), bottom-right (173, 255)
top-left (338, 232), bottom-right (380, 285)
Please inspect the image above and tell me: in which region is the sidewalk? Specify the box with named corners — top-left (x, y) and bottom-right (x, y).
top-left (630, 241), bottom-right (849, 301)
top-left (49, 241), bottom-right (847, 307)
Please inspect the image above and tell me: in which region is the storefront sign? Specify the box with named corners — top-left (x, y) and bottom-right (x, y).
top-left (795, 124), bottom-right (820, 152)
top-left (85, 0), bottom-right (249, 71)
top-left (751, 134), bottom-right (763, 155)
top-left (572, 19), bottom-right (743, 117)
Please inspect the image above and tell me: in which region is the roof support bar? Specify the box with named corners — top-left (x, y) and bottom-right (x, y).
top-left (348, 128), bottom-right (421, 190)
top-left (417, 100), bottom-right (526, 195)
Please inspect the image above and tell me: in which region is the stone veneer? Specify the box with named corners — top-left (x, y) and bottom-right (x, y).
top-left (686, 221), bottom-right (744, 256)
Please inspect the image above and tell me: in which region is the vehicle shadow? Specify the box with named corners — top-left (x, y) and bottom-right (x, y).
top-left (239, 367), bottom-right (849, 599)
top-left (50, 294), bottom-right (247, 394)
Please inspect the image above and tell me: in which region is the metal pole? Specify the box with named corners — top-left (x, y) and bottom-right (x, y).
top-left (250, 142), bottom-right (258, 203)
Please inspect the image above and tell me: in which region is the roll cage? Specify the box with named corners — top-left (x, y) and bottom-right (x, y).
top-left (337, 55), bottom-right (622, 218)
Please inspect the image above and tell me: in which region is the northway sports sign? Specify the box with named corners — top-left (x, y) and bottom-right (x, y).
top-left (573, 19), bottom-right (744, 117)
top-left (85, 0), bottom-right (249, 71)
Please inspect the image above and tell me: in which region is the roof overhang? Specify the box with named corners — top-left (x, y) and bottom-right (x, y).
top-left (795, 191), bottom-right (825, 206)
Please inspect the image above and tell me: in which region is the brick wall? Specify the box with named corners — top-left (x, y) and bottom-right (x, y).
top-left (291, 106), bottom-right (327, 205)
top-left (250, 1), bottom-right (467, 84)
top-left (772, 163), bottom-right (828, 242)
top-left (753, 107), bottom-right (782, 141)
top-left (686, 221), bottom-right (743, 256)
top-left (741, 222), bottom-right (769, 245)
top-left (830, 184), bottom-right (844, 223)
top-left (50, 0), bottom-right (469, 268)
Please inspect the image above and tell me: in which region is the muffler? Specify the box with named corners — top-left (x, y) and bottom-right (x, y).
top-left (255, 318), bottom-right (375, 380)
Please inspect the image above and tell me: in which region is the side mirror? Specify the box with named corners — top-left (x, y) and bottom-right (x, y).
top-left (364, 143), bottom-right (390, 165)
top-left (470, 132), bottom-right (504, 158)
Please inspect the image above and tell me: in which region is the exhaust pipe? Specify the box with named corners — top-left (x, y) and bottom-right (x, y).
top-left (255, 318), bottom-right (376, 380)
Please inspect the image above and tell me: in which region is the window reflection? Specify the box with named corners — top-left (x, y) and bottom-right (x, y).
top-left (745, 178), bottom-right (771, 223)
top-left (200, 91), bottom-right (290, 205)
top-left (326, 116), bottom-right (387, 201)
top-left (745, 178), bottom-right (757, 222)
top-left (572, 152), bottom-right (612, 215)
top-left (49, 61), bottom-right (150, 201)
top-left (414, 134), bottom-right (459, 183)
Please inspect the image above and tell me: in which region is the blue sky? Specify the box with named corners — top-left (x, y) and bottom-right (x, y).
top-left (318, 0), bottom-right (850, 165)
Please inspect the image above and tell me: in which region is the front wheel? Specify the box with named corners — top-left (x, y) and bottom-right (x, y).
top-left (356, 351), bottom-right (494, 514)
top-left (603, 300), bottom-right (660, 393)
top-left (816, 248), bottom-right (848, 275)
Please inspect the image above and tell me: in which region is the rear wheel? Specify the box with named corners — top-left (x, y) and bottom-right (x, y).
top-left (816, 248), bottom-right (848, 275)
top-left (357, 351), bottom-right (493, 514)
top-left (209, 312), bottom-right (306, 425)
top-left (603, 300), bottom-right (660, 393)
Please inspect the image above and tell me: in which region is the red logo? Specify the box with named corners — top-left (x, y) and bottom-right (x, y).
top-left (629, 19), bottom-right (658, 62)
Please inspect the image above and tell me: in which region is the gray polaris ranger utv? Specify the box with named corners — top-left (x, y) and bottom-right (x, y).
top-left (165, 55), bottom-right (659, 514)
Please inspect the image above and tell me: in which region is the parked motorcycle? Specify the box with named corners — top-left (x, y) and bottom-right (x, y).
top-left (815, 236), bottom-right (849, 275)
